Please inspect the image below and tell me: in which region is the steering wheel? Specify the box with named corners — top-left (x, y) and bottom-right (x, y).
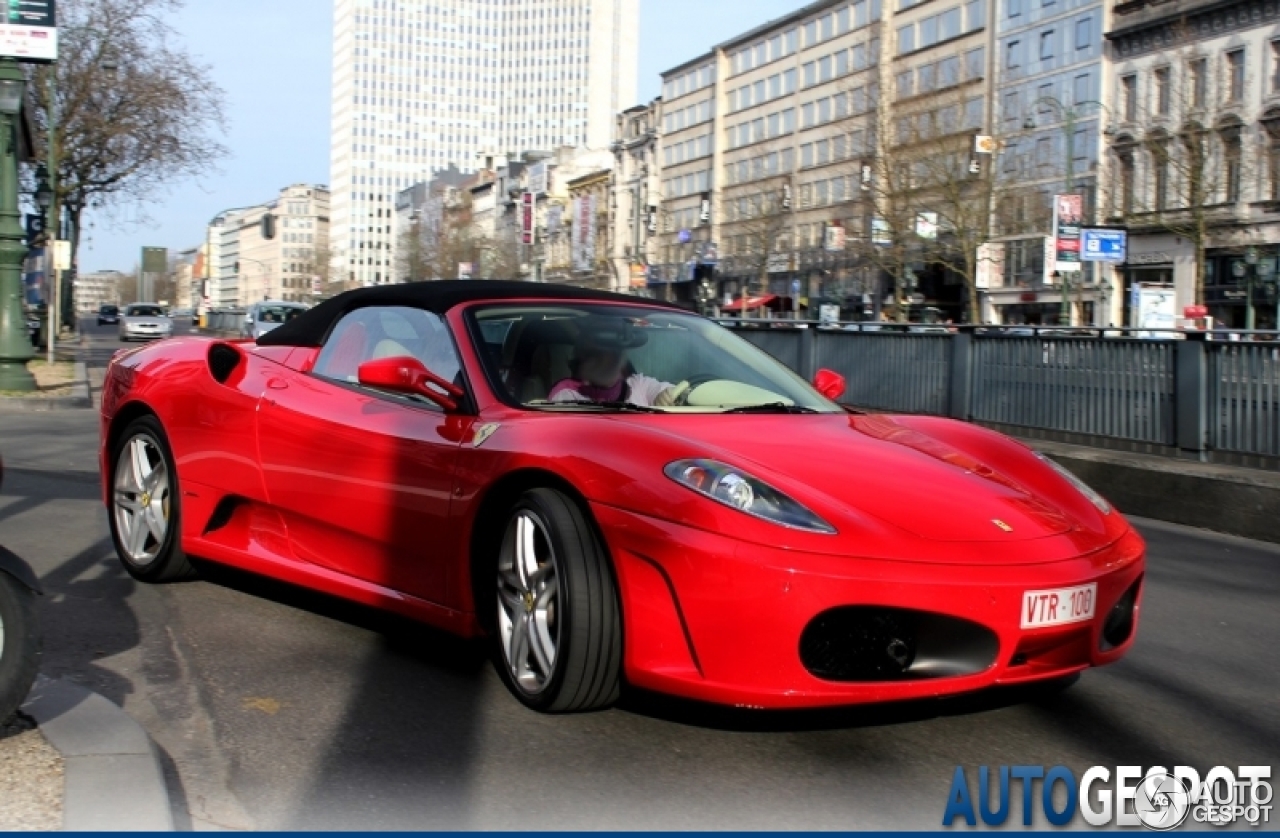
top-left (672, 374), bottom-right (720, 406)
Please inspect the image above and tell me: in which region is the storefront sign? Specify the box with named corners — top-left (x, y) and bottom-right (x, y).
top-left (1053, 194), bottom-right (1083, 273)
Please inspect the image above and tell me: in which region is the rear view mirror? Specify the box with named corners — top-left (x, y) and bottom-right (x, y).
top-left (357, 356), bottom-right (464, 411)
top-left (813, 368), bottom-right (846, 400)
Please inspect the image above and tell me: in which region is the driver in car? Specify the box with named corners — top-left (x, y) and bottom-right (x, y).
top-left (549, 316), bottom-right (680, 407)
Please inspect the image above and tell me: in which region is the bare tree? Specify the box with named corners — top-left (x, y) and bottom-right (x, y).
top-left (849, 59), bottom-right (998, 323)
top-left (29, 0), bottom-right (228, 284)
top-left (720, 144), bottom-right (795, 313)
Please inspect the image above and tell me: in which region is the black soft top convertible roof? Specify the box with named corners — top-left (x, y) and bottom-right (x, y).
top-left (256, 280), bottom-right (680, 347)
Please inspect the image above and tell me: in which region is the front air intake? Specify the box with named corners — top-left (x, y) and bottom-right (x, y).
top-left (800, 606), bottom-right (999, 682)
top-left (1100, 576), bottom-right (1141, 651)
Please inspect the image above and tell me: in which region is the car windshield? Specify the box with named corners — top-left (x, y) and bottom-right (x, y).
top-left (126, 305), bottom-right (164, 317)
top-left (100, 306), bottom-right (118, 314)
top-left (257, 305), bottom-right (307, 324)
top-left (469, 303), bottom-right (841, 413)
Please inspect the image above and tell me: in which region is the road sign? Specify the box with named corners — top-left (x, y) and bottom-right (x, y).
top-left (0, 0), bottom-right (56, 63)
top-left (1080, 228), bottom-right (1127, 263)
top-left (141, 246), bottom-right (167, 273)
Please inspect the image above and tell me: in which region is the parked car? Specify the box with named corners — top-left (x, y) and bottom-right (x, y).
top-left (0, 455), bottom-right (42, 725)
top-left (118, 303), bottom-right (173, 342)
top-left (241, 301), bottom-right (309, 340)
top-left (97, 304), bottom-right (121, 326)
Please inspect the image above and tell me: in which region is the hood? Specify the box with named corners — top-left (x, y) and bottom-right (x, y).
top-left (631, 412), bottom-right (1085, 546)
top-left (123, 315), bottom-right (170, 326)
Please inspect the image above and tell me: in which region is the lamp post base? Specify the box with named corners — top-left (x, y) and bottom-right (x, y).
top-left (0, 359), bottom-right (35, 391)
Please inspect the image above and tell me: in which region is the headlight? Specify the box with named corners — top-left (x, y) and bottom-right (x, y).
top-left (664, 458), bottom-right (836, 534)
top-left (1036, 453), bottom-right (1112, 515)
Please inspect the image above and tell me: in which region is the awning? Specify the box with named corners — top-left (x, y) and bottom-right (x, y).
top-left (722, 294), bottom-right (778, 312)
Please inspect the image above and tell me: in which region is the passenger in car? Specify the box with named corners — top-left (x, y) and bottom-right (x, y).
top-left (548, 316), bottom-right (677, 407)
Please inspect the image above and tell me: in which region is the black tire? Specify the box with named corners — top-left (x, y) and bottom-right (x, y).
top-left (107, 415), bottom-right (196, 583)
top-left (490, 488), bottom-right (621, 713)
top-left (0, 573), bottom-right (40, 725)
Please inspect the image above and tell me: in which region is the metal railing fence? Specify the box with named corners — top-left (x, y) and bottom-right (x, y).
top-left (727, 322), bottom-right (1279, 466)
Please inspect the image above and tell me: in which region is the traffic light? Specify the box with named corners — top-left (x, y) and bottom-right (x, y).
top-left (261, 213), bottom-right (277, 240)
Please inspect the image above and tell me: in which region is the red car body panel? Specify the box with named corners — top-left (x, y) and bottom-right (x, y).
top-left (99, 297), bottom-right (1146, 708)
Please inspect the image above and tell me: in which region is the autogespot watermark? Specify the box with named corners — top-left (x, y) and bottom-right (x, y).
top-left (942, 765), bottom-right (1272, 829)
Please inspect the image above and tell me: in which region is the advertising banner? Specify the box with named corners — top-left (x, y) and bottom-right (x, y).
top-left (520, 192), bottom-right (534, 245)
top-left (1053, 194), bottom-right (1083, 273)
top-left (975, 241), bottom-right (1004, 290)
top-left (572, 195), bottom-right (595, 272)
top-left (0, 0), bottom-right (56, 63)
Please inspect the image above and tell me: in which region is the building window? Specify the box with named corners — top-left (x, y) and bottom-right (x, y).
top-left (1121, 74), bottom-right (1137, 121)
top-left (1118, 151), bottom-right (1135, 214)
top-left (1009, 0), bottom-right (1021, 16)
top-left (896, 70), bottom-right (913, 99)
top-left (1073, 73), bottom-right (1090, 104)
top-left (1040, 30), bottom-right (1055, 61)
top-left (1270, 141), bottom-right (1280, 201)
top-left (1154, 67), bottom-right (1170, 116)
top-left (898, 23), bottom-right (915, 54)
top-left (1223, 131), bottom-right (1242, 203)
top-left (1272, 41), bottom-right (1280, 94)
top-left (1075, 17), bottom-right (1092, 50)
top-left (1152, 147), bottom-right (1169, 211)
top-left (966, 46), bottom-right (985, 80)
top-left (1226, 49), bottom-right (1245, 103)
top-left (964, 0), bottom-right (985, 31)
top-left (1006, 40), bottom-right (1021, 69)
top-left (1189, 58), bottom-right (1207, 108)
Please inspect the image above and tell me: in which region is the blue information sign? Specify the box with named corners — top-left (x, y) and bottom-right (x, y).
top-left (1081, 228), bottom-right (1127, 262)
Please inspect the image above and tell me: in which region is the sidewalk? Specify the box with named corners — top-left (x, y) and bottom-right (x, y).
top-left (1036, 439), bottom-right (1280, 544)
top-left (21, 677), bottom-right (174, 831)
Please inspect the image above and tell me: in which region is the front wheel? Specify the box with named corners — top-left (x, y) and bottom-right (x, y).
top-left (492, 488), bottom-right (621, 713)
top-left (0, 572), bottom-right (40, 725)
top-left (108, 416), bottom-right (195, 583)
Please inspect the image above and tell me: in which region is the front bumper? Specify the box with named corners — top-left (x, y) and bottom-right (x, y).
top-left (121, 326), bottom-right (170, 340)
top-left (594, 503), bottom-right (1145, 708)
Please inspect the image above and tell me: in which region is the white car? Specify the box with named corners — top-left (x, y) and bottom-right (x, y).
top-left (118, 303), bottom-right (173, 342)
top-left (241, 301), bottom-right (309, 340)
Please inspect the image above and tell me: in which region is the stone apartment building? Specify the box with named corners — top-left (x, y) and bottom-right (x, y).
top-left (1104, 0), bottom-right (1280, 329)
top-left (609, 101), bottom-right (662, 293)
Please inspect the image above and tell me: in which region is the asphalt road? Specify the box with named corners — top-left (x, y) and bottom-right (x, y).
top-left (0, 319), bottom-right (1276, 830)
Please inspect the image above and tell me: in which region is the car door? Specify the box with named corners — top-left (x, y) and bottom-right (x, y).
top-left (256, 305), bottom-right (473, 606)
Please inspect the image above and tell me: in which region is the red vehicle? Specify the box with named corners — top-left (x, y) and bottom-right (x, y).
top-left (98, 281), bottom-right (1144, 713)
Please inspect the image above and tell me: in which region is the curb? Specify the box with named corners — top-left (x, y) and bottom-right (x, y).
top-left (1035, 439), bottom-right (1280, 544)
top-left (0, 361), bottom-right (92, 412)
top-left (21, 676), bottom-right (174, 831)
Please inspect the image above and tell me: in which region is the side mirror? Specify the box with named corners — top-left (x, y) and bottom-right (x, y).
top-left (813, 368), bottom-right (846, 401)
top-left (357, 356), bottom-right (465, 411)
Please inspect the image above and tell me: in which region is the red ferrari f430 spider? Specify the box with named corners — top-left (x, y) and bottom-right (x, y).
top-left (99, 281), bottom-right (1144, 712)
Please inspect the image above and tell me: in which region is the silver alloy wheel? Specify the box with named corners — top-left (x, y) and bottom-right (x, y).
top-left (496, 510), bottom-right (561, 694)
top-left (113, 434), bottom-right (171, 567)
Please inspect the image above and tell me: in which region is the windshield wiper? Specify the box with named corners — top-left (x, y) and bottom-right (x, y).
top-left (527, 400), bottom-right (665, 414)
top-left (723, 402), bottom-right (819, 414)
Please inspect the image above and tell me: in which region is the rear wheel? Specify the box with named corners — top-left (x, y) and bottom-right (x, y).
top-left (491, 488), bottom-right (621, 713)
top-left (108, 416), bottom-right (195, 583)
top-left (0, 573), bottom-right (39, 725)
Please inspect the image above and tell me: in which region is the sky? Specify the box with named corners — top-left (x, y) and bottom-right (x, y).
top-left (79, 0), bottom-right (802, 274)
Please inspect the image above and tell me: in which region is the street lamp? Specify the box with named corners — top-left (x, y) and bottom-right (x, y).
top-left (1024, 96), bottom-right (1112, 327)
top-left (0, 59), bottom-right (34, 391)
top-left (33, 164), bottom-right (51, 212)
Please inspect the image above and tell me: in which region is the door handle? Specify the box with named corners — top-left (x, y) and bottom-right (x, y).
top-left (267, 378), bottom-right (289, 390)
